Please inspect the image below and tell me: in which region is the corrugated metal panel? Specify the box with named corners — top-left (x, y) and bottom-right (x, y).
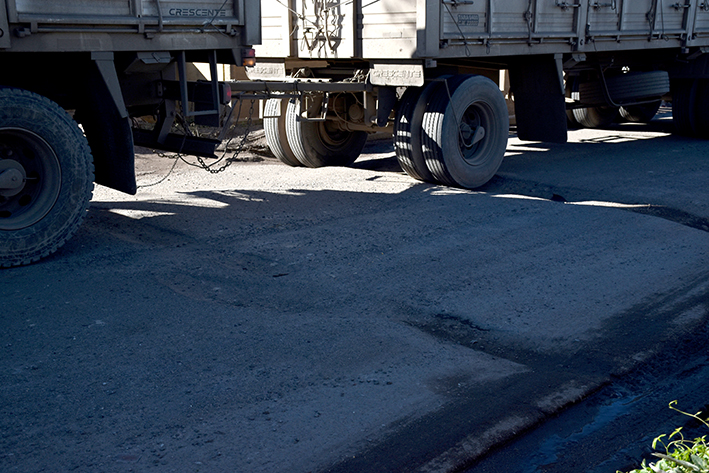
top-left (360, 0), bottom-right (417, 58)
top-left (0, 1), bottom-right (10, 48)
top-left (12, 0), bottom-right (241, 24)
top-left (255, 0), bottom-right (709, 61)
top-left (441, 2), bottom-right (489, 40)
top-left (292, 0), bottom-right (356, 58)
top-left (257, 0), bottom-right (294, 57)
top-left (14, 0), bottom-right (132, 17)
top-left (695, 6), bottom-right (709, 34)
top-left (142, 0), bottom-right (239, 21)
top-left (533, 1), bottom-right (577, 35)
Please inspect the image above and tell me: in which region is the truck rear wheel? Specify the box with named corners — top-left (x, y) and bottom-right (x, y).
top-left (580, 71), bottom-right (670, 105)
top-left (393, 85), bottom-right (439, 183)
top-left (0, 88), bottom-right (94, 267)
top-left (264, 98), bottom-right (301, 167)
top-left (694, 79), bottom-right (709, 136)
top-left (619, 101), bottom-right (662, 123)
top-left (671, 79), bottom-right (697, 135)
top-left (572, 106), bottom-right (619, 128)
top-left (285, 98), bottom-right (367, 168)
top-left (421, 75), bottom-right (509, 189)
top-left (565, 76), bottom-right (581, 128)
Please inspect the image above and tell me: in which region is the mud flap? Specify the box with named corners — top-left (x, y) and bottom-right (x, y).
top-left (509, 55), bottom-right (568, 143)
top-left (75, 60), bottom-right (137, 195)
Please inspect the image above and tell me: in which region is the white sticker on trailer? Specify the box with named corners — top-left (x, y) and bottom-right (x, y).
top-left (369, 64), bottom-right (424, 87)
top-left (245, 62), bottom-right (287, 80)
top-left (458, 14), bottom-right (479, 26)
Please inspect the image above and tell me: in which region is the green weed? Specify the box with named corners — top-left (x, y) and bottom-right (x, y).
top-left (622, 401), bottom-right (709, 473)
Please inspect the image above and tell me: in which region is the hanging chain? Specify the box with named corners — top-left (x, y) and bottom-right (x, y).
top-left (140, 98), bottom-right (257, 188)
top-left (193, 98), bottom-right (256, 174)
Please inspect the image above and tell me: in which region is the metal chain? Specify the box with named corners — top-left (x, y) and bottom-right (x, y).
top-left (138, 99), bottom-right (257, 187)
top-left (137, 154), bottom-right (180, 188)
top-left (193, 99), bottom-right (256, 174)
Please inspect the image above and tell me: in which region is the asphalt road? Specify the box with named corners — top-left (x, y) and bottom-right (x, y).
top-left (2, 112), bottom-right (709, 473)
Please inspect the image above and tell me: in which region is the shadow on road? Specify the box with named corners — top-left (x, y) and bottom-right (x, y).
top-left (4, 120), bottom-right (709, 473)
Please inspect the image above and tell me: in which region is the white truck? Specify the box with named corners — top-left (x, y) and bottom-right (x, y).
top-left (249, 0), bottom-right (709, 188)
top-left (0, 0), bottom-right (260, 267)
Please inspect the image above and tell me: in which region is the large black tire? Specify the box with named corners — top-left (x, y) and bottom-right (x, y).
top-left (619, 100), bottom-right (662, 123)
top-left (264, 98), bottom-right (301, 167)
top-left (580, 71), bottom-right (670, 105)
top-left (393, 84), bottom-right (439, 183)
top-left (0, 88), bottom-right (94, 267)
top-left (672, 78), bottom-right (699, 136)
top-left (285, 98), bottom-right (368, 168)
top-left (567, 74), bottom-right (622, 128)
top-left (565, 76), bottom-right (581, 128)
top-left (421, 75), bottom-right (509, 189)
top-left (572, 106), bottom-right (620, 128)
top-left (694, 79), bottom-right (709, 137)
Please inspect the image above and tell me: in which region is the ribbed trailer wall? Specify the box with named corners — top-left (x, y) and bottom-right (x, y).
top-left (9, 0), bottom-right (242, 25)
top-left (2, 0), bottom-right (260, 52)
top-left (256, 0), bottom-right (709, 60)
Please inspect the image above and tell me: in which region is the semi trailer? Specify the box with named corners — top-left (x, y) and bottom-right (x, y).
top-left (249, 0), bottom-right (709, 188)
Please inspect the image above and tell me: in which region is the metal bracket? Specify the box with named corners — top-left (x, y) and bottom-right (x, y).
top-left (555, 1), bottom-right (580, 11)
top-left (91, 52), bottom-right (129, 119)
top-left (376, 87), bottom-right (397, 127)
top-left (176, 50), bottom-right (221, 119)
top-left (564, 53), bottom-right (587, 69)
top-left (554, 54), bottom-right (565, 96)
top-left (0, 2), bottom-right (10, 49)
top-left (671, 2), bottom-right (691, 9)
top-left (297, 93), bottom-right (329, 122)
top-left (155, 99), bottom-right (176, 144)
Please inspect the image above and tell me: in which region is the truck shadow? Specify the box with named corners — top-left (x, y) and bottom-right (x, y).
top-left (30, 128), bottom-right (709, 473)
top-left (59, 126), bottom-right (709, 264)
top-left (354, 123), bottom-right (709, 233)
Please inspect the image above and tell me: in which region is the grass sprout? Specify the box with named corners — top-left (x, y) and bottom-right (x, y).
top-left (622, 401), bottom-right (709, 473)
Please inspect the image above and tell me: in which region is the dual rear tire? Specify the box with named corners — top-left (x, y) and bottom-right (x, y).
top-left (265, 75), bottom-right (509, 190)
top-left (567, 71), bottom-right (669, 128)
top-left (395, 75), bottom-right (509, 189)
top-left (263, 97), bottom-right (368, 168)
top-left (671, 78), bottom-right (709, 137)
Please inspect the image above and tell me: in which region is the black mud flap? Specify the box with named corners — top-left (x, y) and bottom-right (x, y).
top-left (509, 56), bottom-right (568, 143)
top-left (75, 63), bottom-right (137, 195)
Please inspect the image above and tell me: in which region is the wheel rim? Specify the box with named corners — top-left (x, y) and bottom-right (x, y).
top-left (0, 127), bottom-right (62, 231)
top-left (458, 102), bottom-right (494, 167)
top-left (318, 121), bottom-right (350, 149)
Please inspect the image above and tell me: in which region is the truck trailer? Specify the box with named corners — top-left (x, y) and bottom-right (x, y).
top-left (248, 0), bottom-right (709, 188)
top-left (0, 0), bottom-right (260, 267)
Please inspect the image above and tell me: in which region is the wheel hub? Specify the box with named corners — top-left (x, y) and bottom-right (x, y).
top-left (460, 122), bottom-right (485, 148)
top-left (0, 127), bottom-right (62, 231)
top-left (0, 159), bottom-right (27, 197)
